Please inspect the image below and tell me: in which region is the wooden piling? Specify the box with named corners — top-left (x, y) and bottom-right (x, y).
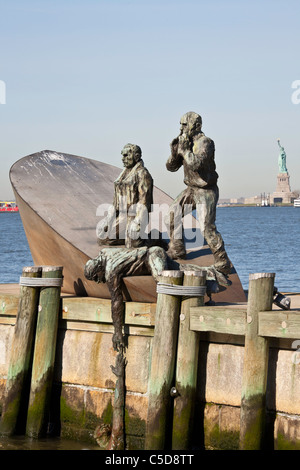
top-left (239, 272), bottom-right (275, 450)
top-left (26, 266), bottom-right (63, 438)
top-left (145, 270), bottom-right (183, 450)
top-left (0, 266), bottom-right (42, 436)
top-left (172, 270), bottom-right (206, 450)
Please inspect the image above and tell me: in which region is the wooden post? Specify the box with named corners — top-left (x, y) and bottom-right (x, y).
top-left (0, 266), bottom-right (42, 436)
top-left (145, 270), bottom-right (183, 450)
top-left (239, 272), bottom-right (275, 450)
top-left (172, 270), bottom-right (206, 450)
top-left (26, 266), bottom-right (63, 438)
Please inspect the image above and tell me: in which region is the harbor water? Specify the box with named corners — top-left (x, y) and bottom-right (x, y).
top-left (216, 205), bottom-right (300, 293)
top-left (0, 207), bottom-right (299, 293)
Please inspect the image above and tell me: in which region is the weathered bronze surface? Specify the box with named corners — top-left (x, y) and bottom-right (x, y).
top-left (84, 246), bottom-right (168, 286)
top-left (84, 245), bottom-right (168, 450)
top-left (97, 144), bottom-right (153, 248)
top-left (165, 112), bottom-right (231, 276)
top-left (10, 149), bottom-right (246, 303)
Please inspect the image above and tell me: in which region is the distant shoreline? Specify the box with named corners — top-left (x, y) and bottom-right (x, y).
top-left (217, 203), bottom-right (295, 208)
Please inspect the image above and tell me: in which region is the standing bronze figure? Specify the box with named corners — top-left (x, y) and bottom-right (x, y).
top-left (165, 111), bottom-right (231, 277)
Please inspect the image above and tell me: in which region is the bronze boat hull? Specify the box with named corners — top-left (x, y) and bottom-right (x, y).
top-left (10, 150), bottom-right (246, 303)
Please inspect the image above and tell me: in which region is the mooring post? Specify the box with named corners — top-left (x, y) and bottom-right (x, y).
top-left (0, 266), bottom-right (42, 436)
top-left (145, 270), bottom-right (183, 450)
top-left (172, 270), bottom-right (206, 450)
top-left (26, 266), bottom-right (63, 438)
top-left (239, 272), bottom-right (275, 450)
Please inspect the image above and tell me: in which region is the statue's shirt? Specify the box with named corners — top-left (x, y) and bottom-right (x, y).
top-left (113, 160), bottom-right (153, 212)
top-left (166, 134), bottom-right (218, 189)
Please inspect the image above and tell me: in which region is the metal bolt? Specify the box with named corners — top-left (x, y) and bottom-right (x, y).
top-left (170, 386), bottom-right (179, 398)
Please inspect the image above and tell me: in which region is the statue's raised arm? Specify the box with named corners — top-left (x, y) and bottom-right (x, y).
top-left (277, 138), bottom-right (283, 150)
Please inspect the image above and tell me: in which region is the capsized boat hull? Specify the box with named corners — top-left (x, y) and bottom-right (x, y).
top-left (10, 150), bottom-right (246, 303)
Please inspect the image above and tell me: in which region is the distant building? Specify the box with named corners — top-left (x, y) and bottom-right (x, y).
top-left (230, 197), bottom-right (245, 204)
top-left (244, 195), bottom-right (262, 205)
top-left (218, 197), bottom-right (245, 206)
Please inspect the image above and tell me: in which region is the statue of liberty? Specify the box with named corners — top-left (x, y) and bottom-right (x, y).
top-left (277, 139), bottom-right (288, 173)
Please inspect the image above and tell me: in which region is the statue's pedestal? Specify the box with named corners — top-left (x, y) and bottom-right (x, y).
top-left (271, 172), bottom-right (294, 203)
top-left (275, 173), bottom-right (291, 193)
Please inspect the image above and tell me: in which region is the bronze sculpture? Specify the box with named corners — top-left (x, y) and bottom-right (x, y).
top-left (84, 244), bottom-right (168, 450)
top-left (85, 125), bottom-right (233, 448)
top-left (165, 111), bottom-right (231, 277)
top-left (97, 143), bottom-right (153, 248)
top-left (87, 143), bottom-right (165, 448)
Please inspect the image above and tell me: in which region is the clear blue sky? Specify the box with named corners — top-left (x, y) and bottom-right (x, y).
top-left (0, 0), bottom-right (299, 200)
